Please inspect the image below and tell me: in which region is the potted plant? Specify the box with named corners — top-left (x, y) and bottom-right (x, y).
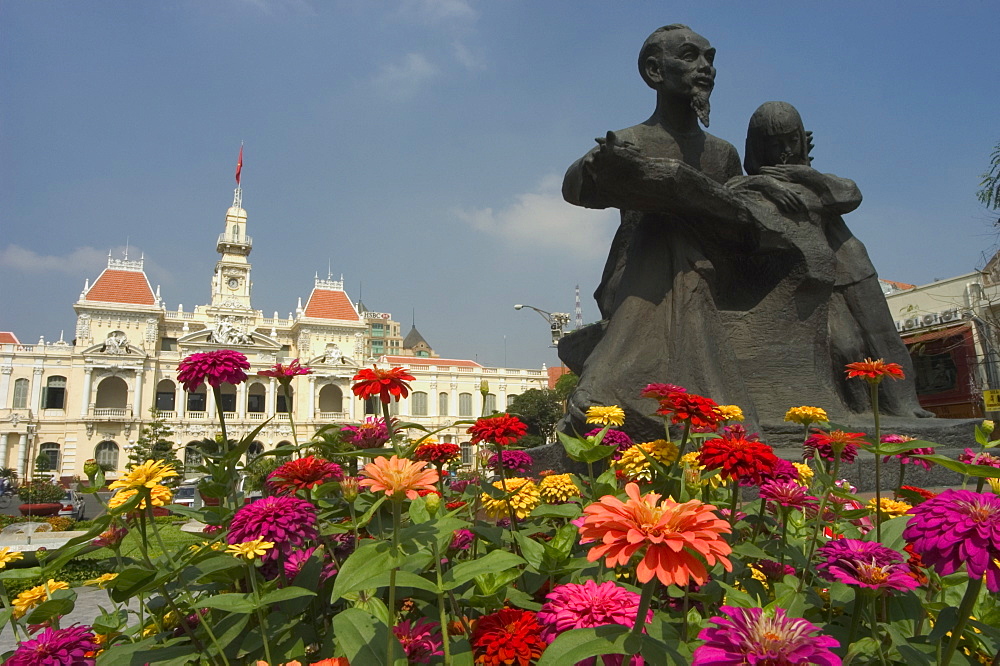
top-left (16, 479), bottom-right (66, 516)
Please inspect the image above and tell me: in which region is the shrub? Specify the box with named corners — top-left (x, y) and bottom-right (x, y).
top-left (43, 516), bottom-right (73, 532)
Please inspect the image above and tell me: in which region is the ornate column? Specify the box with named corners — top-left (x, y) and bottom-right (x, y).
top-left (0, 367), bottom-right (11, 406)
top-left (80, 368), bottom-right (94, 418)
top-left (178, 387), bottom-right (187, 419)
top-left (30, 368), bottom-right (44, 412)
top-left (16, 433), bottom-right (28, 478)
top-left (268, 378), bottom-right (277, 415)
top-left (347, 381), bottom-right (355, 420)
top-left (0, 433), bottom-right (8, 468)
top-left (207, 385), bottom-right (217, 420)
top-left (237, 382), bottom-right (247, 419)
top-left (133, 369), bottom-right (144, 418)
top-left (308, 376), bottom-right (317, 420)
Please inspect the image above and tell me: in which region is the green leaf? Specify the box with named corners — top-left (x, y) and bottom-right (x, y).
top-left (911, 454), bottom-right (1000, 478)
top-left (24, 595), bottom-right (76, 624)
top-left (108, 566), bottom-right (157, 604)
top-left (195, 592), bottom-right (256, 613)
top-left (333, 607), bottom-right (407, 666)
top-left (513, 532), bottom-right (547, 570)
top-left (474, 569), bottom-right (522, 596)
top-left (260, 586), bottom-right (317, 606)
top-left (443, 550), bottom-right (525, 590)
top-left (537, 625), bottom-right (653, 666)
top-left (331, 541), bottom-right (394, 601)
top-left (530, 503), bottom-right (582, 519)
top-left (0, 566), bottom-right (42, 581)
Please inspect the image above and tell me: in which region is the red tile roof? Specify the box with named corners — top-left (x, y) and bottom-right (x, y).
top-left (303, 288), bottom-right (360, 321)
top-left (384, 355), bottom-right (482, 368)
top-left (86, 269), bottom-right (156, 305)
top-left (880, 279), bottom-right (916, 291)
top-left (0, 332), bottom-right (20, 345)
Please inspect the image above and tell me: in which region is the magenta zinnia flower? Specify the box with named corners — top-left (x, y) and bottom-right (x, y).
top-left (449, 528), bottom-right (474, 551)
top-left (341, 416), bottom-right (391, 449)
top-left (693, 606), bottom-right (841, 666)
top-left (392, 618), bottom-right (444, 664)
top-left (958, 448), bottom-right (1000, 469)
top-left (756, 559), bottom-right (796, 580)
top-left (487, 449), bottom-right (534, 474)
top-left (759, 479), bottom-right (817, 511)
top-left (584, 427), bottom-right (633, 459)
top-left (816, 539), bottom-right (917, 592)
top-left (176, 349), bottom-right (250, 392)
top-left (803, 429), bottom-right (865, 463)
top-left (538, 580), bottom-right (652, 665)
top-left (639, 383), bottom-right (686, 399)
top-left (7, 624), bottom-right (99, 666)
top-left (227, 495), bottom-right (317, 562)
top-left (903, 489), bottom-right (1000, 592)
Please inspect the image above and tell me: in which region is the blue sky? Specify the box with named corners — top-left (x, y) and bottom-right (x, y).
top-left (2, 1), bottom-right (997, 369)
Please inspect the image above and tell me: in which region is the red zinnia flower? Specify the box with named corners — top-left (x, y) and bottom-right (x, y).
top-left (699, 429), bottom-right (780, 485)
top-left (267, 455), bottom-right (343, 494)
top-left (468, 414), bottom-right (528, 447)
top-left (351, 365), bottom-right (415, 404)
top-left (470, 608), bottom-right (547, 666)
top-left (257, 359), bottom-right (312, 385)
top-left (413, 442), bottom-right (462, 465)
top-left (177, 349), bottom-right (250, 392)
top-left (656, 392), bottom-right (722, 430)
top-left (845, 358), bottom-right (905, 383)
top-left (640, 382), bottom-right (687, 399)
top-left (804, 429), bottom-right (867, 463)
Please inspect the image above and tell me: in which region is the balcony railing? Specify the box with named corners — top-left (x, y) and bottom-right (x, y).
top-left (92, 407), bottom-right (132, 418)
top-left (187, 411), bottom-right (207, 420)
top-left (316, 411), bottom-right (349, 421)
top-left (247, 412), bottom-right (266, 421)
top-left (157, 411), bottom-right (176, 419)
top-left (222, 412), bottom-right (237, 421)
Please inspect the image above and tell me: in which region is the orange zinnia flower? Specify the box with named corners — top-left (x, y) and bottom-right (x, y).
top-left (352, 366), bottom-right (415, 404)
top-left (845, 358), bottom-right (904, 383)
top-left (359, 455), bottom-right (439, 500)
top-left (579, 482), bottom-right (732, 587)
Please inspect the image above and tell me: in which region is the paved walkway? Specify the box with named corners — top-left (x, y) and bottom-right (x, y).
top-left (0, 586), bottom-right (131, 653)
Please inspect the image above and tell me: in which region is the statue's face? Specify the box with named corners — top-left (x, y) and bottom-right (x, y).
top-left (759, 131), bottom-right (807, 166)
top-left (646, 29), bottom-right (716, 99)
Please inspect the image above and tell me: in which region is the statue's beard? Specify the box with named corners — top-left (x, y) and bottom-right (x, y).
top-left (691, 89), bottom-right (711, 127)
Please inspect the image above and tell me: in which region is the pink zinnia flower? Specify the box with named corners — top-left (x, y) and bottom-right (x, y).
top-left (584, 428), bottom-right (633, 459)
top-left (759, 479), bottom-right (817, 511)
top-left (341, 417), bottom-right (390, 449)
top-left (487, 449), bottom-right (534, 474)
top-left (816, 539), bottom-right (917, 592)
top-left (880, 435), bottom-right (933, 470)
top-left (7, 624), bottom-right (99, 666)
top-left (176, 349), bottom-right (250, 392)
top-left (537, 580), bottom-right (652, 665)
top-left (449, 529), bottom-right (475, 551)
top-left (803, 429), bottom-right (865, 463)
top-left (693, 606), bottom-right (841, 666)
top-left (227, 495), bottom-right (318, 562)
top-left (639, 383), bottom-right (686, 399)
top-left (392, 618), bottom-right (444, 664)
top-left (958, 448), bottom-right (1000, 469)
top-left (756, 560), bottom-right (796, 580)
top-left (257, 359), bottom-right (312, 385)
top-left (903, 489), bottom-right (1000, 592)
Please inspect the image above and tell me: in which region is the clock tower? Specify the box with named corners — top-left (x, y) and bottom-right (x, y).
top-left (210, 181), bottom-right (254, 310)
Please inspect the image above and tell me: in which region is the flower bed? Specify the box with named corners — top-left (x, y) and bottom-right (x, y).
top-left (2, 353), bottom-right (998, 664)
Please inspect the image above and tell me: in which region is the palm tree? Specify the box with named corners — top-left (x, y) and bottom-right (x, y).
top-left (977, 141), bottom-right (1000, 210)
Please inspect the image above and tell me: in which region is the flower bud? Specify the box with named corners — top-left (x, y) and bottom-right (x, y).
top-left (339, 476), bottom-right (360, 503)
top-left (424, 492), bottom-right (441, 516)
top-left (480, 380), bottom-right (489, 397)
top-left (983, 420), bottom-right (995, 436)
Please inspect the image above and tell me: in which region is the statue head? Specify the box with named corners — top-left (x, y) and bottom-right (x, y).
top-left (638, 24), bottom-right (716, 126)
top-left (744, 101), bottom-right (811, 174)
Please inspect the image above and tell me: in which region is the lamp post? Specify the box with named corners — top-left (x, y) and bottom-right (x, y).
top-left (514, 304), bottom-right (571, 348)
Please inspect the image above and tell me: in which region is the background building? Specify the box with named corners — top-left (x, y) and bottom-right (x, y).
top-left (0, 186), bottom-right (548, 483)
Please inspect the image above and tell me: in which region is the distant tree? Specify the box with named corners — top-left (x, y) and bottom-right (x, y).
top-left (506, 389), bottom-right (562, 443)
top-left (553, 372), bottom-right (579, 401)
top-left (977, 141), bottom-right (1000, 210)
top-left (129, 409), bottom-right (181, 479)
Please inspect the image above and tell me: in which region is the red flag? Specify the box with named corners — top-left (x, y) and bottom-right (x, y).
top-left (235, 145), bottom-right (243, 185)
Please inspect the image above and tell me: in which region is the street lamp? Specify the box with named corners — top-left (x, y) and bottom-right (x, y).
top-left (514, 304), bottom-right (571, 347)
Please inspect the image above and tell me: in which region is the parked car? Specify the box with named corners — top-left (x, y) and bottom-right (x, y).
top-left (173, 485), bottom-right (198, 509)
top-left (58, 489), bottom-right (86, 521)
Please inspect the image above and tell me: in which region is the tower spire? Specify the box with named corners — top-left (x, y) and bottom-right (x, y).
top-left (233, 143), bottom-right (244, 209)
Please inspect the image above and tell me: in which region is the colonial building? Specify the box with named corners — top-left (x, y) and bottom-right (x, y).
top-left (0, 184), bottom-right (548, 483)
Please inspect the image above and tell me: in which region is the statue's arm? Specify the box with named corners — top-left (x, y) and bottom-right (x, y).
top-left (758, 165), bottom-right (862, 215)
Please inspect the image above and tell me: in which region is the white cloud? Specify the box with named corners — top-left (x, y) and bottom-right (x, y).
top-left (397, 0), bottom-right (476, 23)
top-left (372, 53), bottom-right (438, 99)
top-left (454, 175), bottom-right (619, 259)
top-left (0, 244), bottom-right (172, 286)
top-left (452, 40), bottom-right (485, 71)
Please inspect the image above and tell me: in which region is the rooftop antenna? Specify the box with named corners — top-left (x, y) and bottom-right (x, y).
top-left (575, 285), bottom-right (583, 330)
top-left (412, 308), bottom-right (416, 328)
top-left (124, 237), bottom-right (130, 260)
top-left (233, 143), bottom-right (244, 209)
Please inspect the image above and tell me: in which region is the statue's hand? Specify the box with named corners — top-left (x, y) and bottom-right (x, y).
top-left (752, 176), bottom-right (806, 214)
top-left (759, 164), bottom-right (816, 182)
top-left (586, 131), bottom-right (646, 180)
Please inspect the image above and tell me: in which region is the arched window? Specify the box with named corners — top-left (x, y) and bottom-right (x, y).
top-left (155, 379), bottom-right (176, 412)
top-left (39, 442), bottom-right (60, 473)
top-left (277, 440), bottom-right (293, 448)
top-left (458, 393), bottom-right (473, 417)
top-left (506, 394), bottom-right (519, 408)
top-left (95, 376), bottom-right (128, 409)
top-left (12, 378), bottom-right (29, 409)
top-left (484, 393), bottom-right (497, 414)
top-left (365, 397), bottom-right (379, 415)
top-left (247, 383), bottom-right (266, 413)
top-left (277, 387), bottom-right (294, 414)
top-left (438, 392), bottom-right (449, 416)
top-left (461, 441), bottom-right (473, 466)
top-left (412, 391), bottom-right (428, 416)
top-left (318, 385), bottom-right (343, 413)
top-left (187, 384), bottom-right (207, 413)
top-left (218, 384), bottom-right (237, 413)
top-left (95, 441), bottom-right (119, 471)
top-left (184, 442), bottom-right (203, 468)
top-left (247, 441), bottom-right (264, 458)
top-left (44, 376), bottom-right (67, 410)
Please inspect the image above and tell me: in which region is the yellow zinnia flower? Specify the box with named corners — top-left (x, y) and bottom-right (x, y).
top-left (226, 538), bottom-right (275, 561)
top-left (716, 405), bottom-right (744, 422)
top-left (84, 573), bottom-right (119, 588)
top-left (585, 405), bottom-right (626, 427)
top-left (108, 459), bottom-right (178, 491)
top-left (679, 450), bottom-right (726, 489)
top-left (988, 477), bottom-right (1000, 495)
top-left (612, 440), bottom-right (678, 482)
top-left (792, 463), bottom-right (814, 486)
top-left (108, 484), bottom-right (173, 511)
top-left (868, 497), bottom-right (911, 519)
top-left (480, 477), bottom-right (541, 520)
top-left (13, 579), bottom-right (69, 618)
top-left (783, 406), bottom-right (828, 425)
top-left (538, 474), bottom-right (580, 504)
top-left (0, 547), bottom-right (24, 569)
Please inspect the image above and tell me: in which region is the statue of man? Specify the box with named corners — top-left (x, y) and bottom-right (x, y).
top-left (559, 25), bottom-right (783, 439)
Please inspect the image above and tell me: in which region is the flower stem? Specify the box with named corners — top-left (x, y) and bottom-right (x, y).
top-left (431, 538), bottom-right (453, 665)
top-left (382, 401), bottom-right (400, 455)
top-left (941, 576), bottom-right (984, 666)
top-left (728, 479), bottom-right (740, 530)
top-left (869, 382), bottom-right (883, 542)
top-left (282, 382), bottom-right (299, 452)
top-left (388, 498), bottom-right (402, 664)
top-left (800, 452), bottom-right (841, 592)
top-left (631, 579), bottom-right (657, 635)
top-left (248, 565), bottom-right (274, 666)
top-left (846, 588), bottom-right (868, 648)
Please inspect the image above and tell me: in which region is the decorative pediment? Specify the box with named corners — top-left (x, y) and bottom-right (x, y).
top-left (307, 343), bottom-right (361, 370)
top-left (177, 328), bottom-right (282, 351)
top-left (82, 332), bottom-right (149, 359)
